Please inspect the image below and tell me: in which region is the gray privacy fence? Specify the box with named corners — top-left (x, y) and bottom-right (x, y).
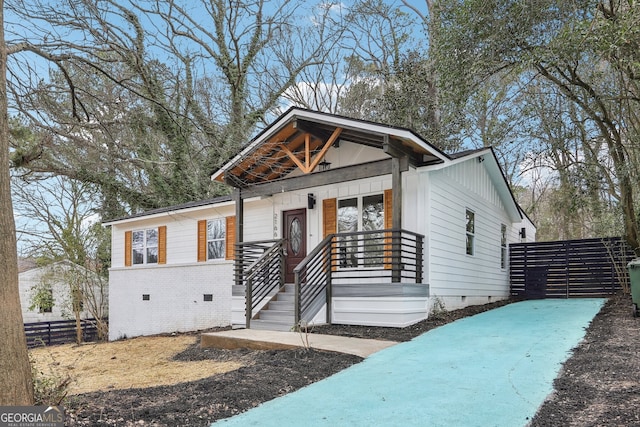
top-left (510, 237), bottom-right (636, 299)
top-left (24, 318), bottom-right (101, 348)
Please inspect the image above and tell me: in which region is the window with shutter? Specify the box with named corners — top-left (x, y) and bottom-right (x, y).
top-left (197, 217), bottom-right (235, 261)
top-left (127, 227), bottom-right (164, 265)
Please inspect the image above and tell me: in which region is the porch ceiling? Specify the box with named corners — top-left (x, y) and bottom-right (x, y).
top-left (218, 117), bottom-right (442, 187)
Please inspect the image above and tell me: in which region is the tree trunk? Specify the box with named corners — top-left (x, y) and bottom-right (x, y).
top-left (0, 0), bottom-right (34, 405)
top-left (74, 287), bottom-right (83, 344)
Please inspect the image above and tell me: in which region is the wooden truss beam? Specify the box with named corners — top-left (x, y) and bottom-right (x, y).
top-left (279, 127), bottom-right (343, 174)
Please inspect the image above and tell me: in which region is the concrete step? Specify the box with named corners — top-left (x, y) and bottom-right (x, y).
top-left (268, 300), bottom-right (293, 311)
top-left (250, 319), bottom-right (294, 332)
top-left (275, 293), bottom-right (295, 302)
top-left (250, 284), bottom-right (297, 332)
top-left (258, 310), bottom-right (294, 322)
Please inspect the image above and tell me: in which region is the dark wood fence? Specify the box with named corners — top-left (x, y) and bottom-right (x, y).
top-left (510, 237), bottom-right (636, 299)
top-left (24, 318), bottom-right (100, 348)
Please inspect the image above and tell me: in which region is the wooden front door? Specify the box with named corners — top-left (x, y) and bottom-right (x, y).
top-left (283, 208), bottom-right (307, 283)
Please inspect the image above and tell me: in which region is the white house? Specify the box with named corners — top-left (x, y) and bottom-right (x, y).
top-left (19, 259), bottom-right (106, 324)
top-left (105, 108), bottom-right (535, 340)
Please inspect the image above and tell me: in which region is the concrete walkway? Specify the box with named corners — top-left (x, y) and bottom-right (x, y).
top-left (201, 328), bottom-right (397, 358)
top-left (212, 299), bottom-right (605, 427)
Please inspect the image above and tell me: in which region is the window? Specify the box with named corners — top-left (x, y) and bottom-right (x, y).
top-left (501, 224), bottom-right (507, 269)
top-left (132, 229), bottom-right (159, 264)
top-left (466, 209), bottom-right (475, 256)
top-left (338, 194), bottom-right (385, 267)
top-left (125, 226), bottom-right (166, 267)
top-left (207, 219), bottom-right (226, 260)
top-left (198, 217), bottom-right (234, 262)
top-left (39, 287), bottom-right (54, 313)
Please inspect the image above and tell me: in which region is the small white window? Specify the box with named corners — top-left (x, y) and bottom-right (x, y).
top-left (501, 224), bottom-right (507, 268)
top-left (207, 219), bottom-right (226, 260)
top-left (132, 229), bottom-right (158, 264)
top-left (466, 209), bottom-right (475, 256)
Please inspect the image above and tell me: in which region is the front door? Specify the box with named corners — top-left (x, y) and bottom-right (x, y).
top-left (283, 208), bottom-right (307, 283)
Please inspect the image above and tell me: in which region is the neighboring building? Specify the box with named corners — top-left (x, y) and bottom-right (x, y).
top-left (105, 108), bottom-right (536, 340)
top-left (19, 260), bottom-right (107, 324)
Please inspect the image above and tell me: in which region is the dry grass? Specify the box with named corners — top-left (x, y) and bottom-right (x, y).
top-left (29, 335), bottom-right (243, 395)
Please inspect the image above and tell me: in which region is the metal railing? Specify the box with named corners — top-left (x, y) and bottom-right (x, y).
top-left (294, 229), bottom-right (424, 326)
top-left (235, 239), bottom-right (285, 328)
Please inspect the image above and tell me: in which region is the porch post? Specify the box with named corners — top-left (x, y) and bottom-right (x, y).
top-left (234, 188), bottom-right (250, 327)
top-left (391, 156), bottom-right (403, 282)
top-left (234, 188), bottom-right (244, 288)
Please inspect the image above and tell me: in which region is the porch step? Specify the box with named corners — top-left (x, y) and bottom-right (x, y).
top-left (273, 292), bottom-right (294, 302)
top-left (258, 309), bottom-right (294, 322)
top-left (268, 300), bottom-right (293, 310)
top-left (250, 319), bottom-right (294, 332)
top-left (250, 283), bottom-right (296, 332)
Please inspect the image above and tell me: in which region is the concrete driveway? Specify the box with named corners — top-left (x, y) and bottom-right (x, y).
top-left (212, 299), bottom-right (605, 427)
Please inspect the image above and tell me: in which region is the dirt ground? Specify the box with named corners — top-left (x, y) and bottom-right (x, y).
top-left (30, 335), bottom-right (242, 395)
top-left (42, 295), bottom-right (638, 426)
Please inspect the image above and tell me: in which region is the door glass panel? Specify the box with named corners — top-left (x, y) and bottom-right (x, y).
top-left (362, 194), bottom-right (384, 266)
top-left (338, 198), bottom-right (358, 267)
top-left (289, 217), bottom-right (302, 255)
top-left (362, 195), bottom-right (384, 231)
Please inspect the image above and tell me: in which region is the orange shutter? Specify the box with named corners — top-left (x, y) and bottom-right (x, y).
top-left (384, 189), bottom-right (393, 229)
top-left (158, 226), bottom-right (167, 264)
top-left (225, 216), bottom-right (236, 260)
top-left (323, 198), bottom-right (337, 271)
top-left (384, 189), bottom-right (393, 269)
top-left (124, 231), bottom-right (132, 267)
top-left (322, 198), bottom-right (337, 237)
top-left (197, 220), bottom-right (207, 262)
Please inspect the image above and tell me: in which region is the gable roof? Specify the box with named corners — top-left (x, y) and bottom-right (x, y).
top-left (18, 258), bottom-right (38, 273)
top-left (211, 108), bottom-right (450, 186)
top-left (444, 147), bottom-right (523, 222)
top-left (105, 110), bottom-right (526, 226)
top-left (103, 195), bottom-right (233, 226)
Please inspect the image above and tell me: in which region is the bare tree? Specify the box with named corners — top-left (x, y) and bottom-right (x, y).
top-left (12, 174), bottom-right (110, 340)
top-left (8, 0), bottom-right (344, 217)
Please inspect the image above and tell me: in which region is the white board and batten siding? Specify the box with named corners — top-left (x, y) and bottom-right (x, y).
top-left (426, 158), bottom-right (518, 310)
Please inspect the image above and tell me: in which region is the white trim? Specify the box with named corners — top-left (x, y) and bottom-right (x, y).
top-left (103, 200), bottom-right (236, 226)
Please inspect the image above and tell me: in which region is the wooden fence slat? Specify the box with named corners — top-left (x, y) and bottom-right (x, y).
top-left (510, 237), bottom-right (635, 299)
top-left (24, 318), bottom-right (101, 348)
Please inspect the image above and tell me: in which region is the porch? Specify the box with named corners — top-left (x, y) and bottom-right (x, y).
top-left (234, 228), bottom-right (429, 331)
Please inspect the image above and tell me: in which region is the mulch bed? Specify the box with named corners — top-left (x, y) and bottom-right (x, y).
top-left (65, 295), bottom-right (638, 426)
top-left (530, 293), bottom-right (640, 427)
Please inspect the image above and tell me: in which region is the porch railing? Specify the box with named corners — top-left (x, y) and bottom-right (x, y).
top-left (294, 229), bottom-right (424, 326)
top-left (235, 239), bottom-right (285, 328)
